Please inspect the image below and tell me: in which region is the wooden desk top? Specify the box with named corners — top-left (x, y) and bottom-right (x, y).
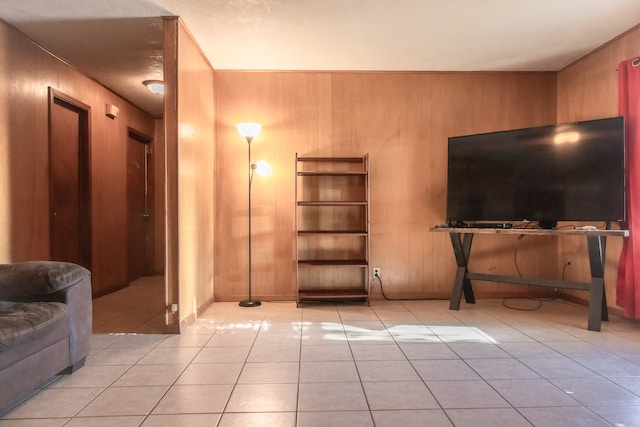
top-left (429, 226), bottom-right (629, 237)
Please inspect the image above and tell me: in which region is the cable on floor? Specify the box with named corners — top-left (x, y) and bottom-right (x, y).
top-left (502, 234), bottom-right (566, 311)
top-left (370, 274), bottom-right (448, 302)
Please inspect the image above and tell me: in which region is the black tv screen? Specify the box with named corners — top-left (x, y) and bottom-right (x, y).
top-left (446, 116), bottom-right (626, 226)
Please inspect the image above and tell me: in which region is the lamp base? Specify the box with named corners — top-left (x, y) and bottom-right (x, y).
top-left (239, 299), bottom-right (261, 307)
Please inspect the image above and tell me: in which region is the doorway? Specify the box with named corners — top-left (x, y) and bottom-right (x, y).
top-left (127, 128), bottom-right (154, 281)
top-left (48, 89), bottom-right (91, 268)
top-left (92, 128), bottom-right (166, 334)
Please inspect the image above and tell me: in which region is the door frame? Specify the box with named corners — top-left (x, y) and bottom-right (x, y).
top-left (48, 88), bottom-right (92, 269)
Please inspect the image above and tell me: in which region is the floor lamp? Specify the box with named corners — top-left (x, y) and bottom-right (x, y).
top-left (236, 122), bottom-right (270, 307)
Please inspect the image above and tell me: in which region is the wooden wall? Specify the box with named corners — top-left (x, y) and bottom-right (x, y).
top-left (0, 19), bottom-right (158, 297)
top-left (556, 24), bottom-right (640, 311)
top-left (164, 18), bottom-right (216, 326)
top-left (6, 9), bottom-right (633, 315)
top-left (153, 118), bottom-right (166, 275)
top-left (214, 71), bottom-right (558, 301)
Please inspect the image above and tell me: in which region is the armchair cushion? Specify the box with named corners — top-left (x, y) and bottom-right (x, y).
top-left (0, 261), bottom-right (90, 300)
top-left (0, 301), bottom-right (69, 350)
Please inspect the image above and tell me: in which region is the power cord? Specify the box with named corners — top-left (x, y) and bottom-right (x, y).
top-left (371, 271), bottom-right (392, 300)
top-left (502, 234), bottom-right (566, 311)
top-left (370, 271), bottom-right (448, 301)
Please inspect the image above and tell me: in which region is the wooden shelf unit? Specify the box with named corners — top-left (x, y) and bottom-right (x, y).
top-left (295, 154), bottom-right (370, 306)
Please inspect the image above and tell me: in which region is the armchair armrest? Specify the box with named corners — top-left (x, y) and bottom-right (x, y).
top-left (0, 261), bottom-right (90, 300)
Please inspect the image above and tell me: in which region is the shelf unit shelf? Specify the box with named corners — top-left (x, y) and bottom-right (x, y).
top-left (297, 201), bottom-right (367, 206)
top-left (295, 153), bottom-right (370, 306)
top-left (298, 230), bottom-right (368, 236)
top-left (297, 172), bottom-right (367, 177)
top-left (298, 259), bottom-right (368, 267)
top-left (298, 288), bottom-right (370, 300)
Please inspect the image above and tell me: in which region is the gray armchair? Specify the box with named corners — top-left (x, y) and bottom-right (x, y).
top-left (0, 261), bottom-right (92, 412)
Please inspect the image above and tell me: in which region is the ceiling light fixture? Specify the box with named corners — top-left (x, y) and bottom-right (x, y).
top-left (143, 80), bottom-right (164, 95)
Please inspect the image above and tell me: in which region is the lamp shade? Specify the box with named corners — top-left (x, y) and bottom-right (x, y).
top-left (253, 160), bottom-right (272, 177)
top-left (236, 122), bottom-right (262, 141)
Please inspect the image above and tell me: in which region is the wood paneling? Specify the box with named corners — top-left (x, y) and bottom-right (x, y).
top-left (556, 24), bottom-right (640, 311)
top-left (214, 71), bottom-right (557, 301)
top-left (152, 118), bottom-right (166, 275)
top-left (168, 19), bottom-right (215, 325)
top-left (163, 17), bottom-right (180, 327)
top-left (0, 19), bottom-right (157, 297)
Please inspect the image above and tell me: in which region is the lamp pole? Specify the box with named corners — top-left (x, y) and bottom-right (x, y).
top-left (237, 123), bottom-right (262, 307)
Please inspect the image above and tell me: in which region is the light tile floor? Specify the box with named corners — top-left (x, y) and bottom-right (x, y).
top-left (92, 276), bottom-right (166, 334)
top-left (2, 298), bottom-right (640, 426)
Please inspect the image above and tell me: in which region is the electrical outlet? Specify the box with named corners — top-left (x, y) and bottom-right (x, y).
top-left (373, 267), bottom-right (381, 278)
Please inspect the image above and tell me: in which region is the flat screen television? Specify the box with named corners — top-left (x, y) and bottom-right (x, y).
top-left (446, 116), bottom-right (626, 228)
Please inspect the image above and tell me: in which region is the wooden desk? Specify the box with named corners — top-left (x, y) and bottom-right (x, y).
top-left (430, 227), bottom-right (629, 331)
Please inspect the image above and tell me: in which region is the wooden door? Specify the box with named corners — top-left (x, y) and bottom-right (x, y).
top-left (127, 129), bottom-right (153, 281)
top-left (49, 90), bottom-right (91, 268)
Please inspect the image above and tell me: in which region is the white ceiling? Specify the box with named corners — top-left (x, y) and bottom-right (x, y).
top-left (1, 0), bottom-right (640, 117)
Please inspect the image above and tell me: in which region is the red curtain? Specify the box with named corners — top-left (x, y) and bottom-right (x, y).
top-left (617, 57), bottom-right (640, 319)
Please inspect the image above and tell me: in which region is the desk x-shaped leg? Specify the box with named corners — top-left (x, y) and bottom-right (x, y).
top-left (449, 232), bottom-right (475, 310)
top-left (446, 232), bottom-right (609, 331)
top-left (586, 235), bottom-right (608, 332)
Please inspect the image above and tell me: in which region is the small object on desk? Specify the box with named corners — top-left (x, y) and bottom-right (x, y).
top-left (468, 222), bottom-right (513, 229)
top-left (575, 225), bottom-right (598, 230)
